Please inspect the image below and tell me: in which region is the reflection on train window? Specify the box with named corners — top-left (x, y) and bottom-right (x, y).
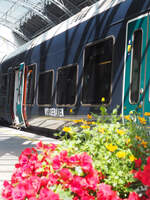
top-left (82, 37), bottom-right (113, 105)
top-left (56, 64), bottom-right (77, 106)
top-left (26, 65), bottom-right (36, 105)
top-left (7, 69), bottom-right (15, 106)
top-left (0, 74), bottom-right (8, 96)
top-left (38, 70), bottom-right (53, 105)
top-left (130, 29), bottom-right (142, 104)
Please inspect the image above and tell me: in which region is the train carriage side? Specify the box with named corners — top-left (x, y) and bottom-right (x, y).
top-left (1, 0), bottom-right (150, 130)
top-left (24, 1), bottom-right (127, 130)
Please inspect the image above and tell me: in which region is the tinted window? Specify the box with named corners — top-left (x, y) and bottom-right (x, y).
top-left (56, 65), bottom-right (77, 105)
top-left (38, 71), bottom-right (53, 105)
top-left (0, 74), bottom-right (8, 96)
top-left (130, 29), bottom-right (142, 104)
top-left (82, 37), bottom-right (113, 104)
top-left (26, 65), bottom-right (36, 105)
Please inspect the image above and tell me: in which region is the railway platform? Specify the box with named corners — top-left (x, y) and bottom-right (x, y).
top-left (0, 126), bottom-right (61, 197)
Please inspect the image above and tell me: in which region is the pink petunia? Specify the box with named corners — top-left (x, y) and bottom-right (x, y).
top-left (97, 183), bottom-right (120, 200)
top-left (11, 185), bottom-right (26, 200)
top-left (59, 168), bottom-right (73, 182)
top-left (2, 181), bottom-right (13, 200)
top-left (135, 158), bottom-right (142, 168)
top-left (39, 187), bottom-right (60, 200)
top-left (127, 192), bottom-right (140, 200)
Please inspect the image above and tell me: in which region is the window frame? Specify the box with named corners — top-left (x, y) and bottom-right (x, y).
top-left (38, 69), bottom-right (54, 107)
top-left (129, 28), bottom-right (143, 105)
top-left (56, 63), bottom-right (78, 107)
top-left (81, 35), bottom-right (115, 106)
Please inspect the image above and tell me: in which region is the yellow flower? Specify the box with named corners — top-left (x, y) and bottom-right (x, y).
top-left (124, 115), bottom-right (131, 121)
top-left (70, 109), bottom-right (73, 113)
top-left (129, 154), bottom-right (137, 162)
top-left (101, 97), bottom-right (105, 102)
top-left (62, 127), bottom-right (72, 132)
top-left (126, 138), bottom-right (131, 144)
top-left (87, 114), bottom-right (92, 119)
top-left (98, 128), bottom-right (105, 134)
top-left (144, 112), bottom-right (150, 116)
top-left (116, 151), bottom-right (126, 158)
top-left (141, 140), bottom-right (147, 148)
top-left (105, 143), bottom-right (118, 152)
top-left (138, 117), bottom-right (146, 125)
top-left (116, 129), bottom-right (125, 135)
top-left (135, 135), bottom-right (141, 141)
top-left (73, 119), bottom-right (83, 123)
top-left (81, 125), bottom-right (90, 129)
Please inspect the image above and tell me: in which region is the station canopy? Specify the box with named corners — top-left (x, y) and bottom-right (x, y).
top-left (0, 0), bottom-right (100, 42)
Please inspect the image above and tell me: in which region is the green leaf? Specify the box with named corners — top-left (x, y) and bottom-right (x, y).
top-left (55, 185), bottom-right (73, 200)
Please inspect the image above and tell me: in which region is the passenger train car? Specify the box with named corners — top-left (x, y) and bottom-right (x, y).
top-left (0, 0), bottom-right (150, 131)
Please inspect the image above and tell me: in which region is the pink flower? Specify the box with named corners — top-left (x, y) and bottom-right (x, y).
top-left (70, 175), bottom-right (89, 197)
top-left (19, 154), bottom-right (29, 166)
top-left (59, 168), bottom-right (73, 182)
top-left (52, 155), bottom-right (61, 170)
top-left (11, 170), bottom-right (24, 185)
top-left (36, 141), bottom-right (43, 149)
top-left (2, 181), bottom-right (13, 200)
top-left (49, 143), bottom-right (57, 151)
top-left (22, 148), bottom-right (32, 156)
top-left (73, 197), bottom-right (80, 200)
top-left (29, 176), bottom-right (41, 193)
top-left (68, 154), bottom-right (80, 167)
top-left (135, 158), bottom-right (142, 168)
top-left (40, 176), bottom-right (49, 187)
top-left (12, 185), bottom-right (26, 200)
top-left (47, 173), bottom-right (59, 186)
top-left (79, 153), bottom-right (93, 174)
top-left (127, 192), bottom-right (140, 200)
top-left (39, 188), bottom-right (59, 200)
top-left (147, 157), bottom-right (150, 166)
top-left (85, 170), bottom-right (99, 190)
top-left (97, 183), bottom-right (120, 200)
top-left (60, 150), bottom-right (68, 163)
top-left (146, 188), bottom-right (150, 198)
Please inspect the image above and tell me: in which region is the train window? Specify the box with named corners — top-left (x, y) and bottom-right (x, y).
top-left (130, 29), bottom-right (142, 104)
top-left (0, 74), bottom-right (8, 96)
top-left (82, 37), bottom-right (113, 105)
top-left (26, 65), bottom-right (36, 105)
top-left (38, 70), bottom-right (54, 105)
top-left (56, 64), bottom-right (77, 106)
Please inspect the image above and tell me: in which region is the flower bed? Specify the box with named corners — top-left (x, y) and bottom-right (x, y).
top-left (2, 108), bottom-right (150, 199)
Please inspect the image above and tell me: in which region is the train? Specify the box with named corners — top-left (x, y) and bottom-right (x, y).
top-left (0, 0), bottom-right (150, 132)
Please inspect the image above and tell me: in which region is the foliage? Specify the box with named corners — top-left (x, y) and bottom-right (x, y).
top-left (57, 107), bottom-right (150, 198)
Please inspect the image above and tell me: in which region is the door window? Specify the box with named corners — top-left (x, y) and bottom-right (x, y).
top-left (130, 29), bottom-right (142, 104)
top-left (26, 65), bottom-right (36, 105)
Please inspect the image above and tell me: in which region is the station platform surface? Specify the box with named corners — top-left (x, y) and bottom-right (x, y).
top-left (0, 126), bottom-right (61, 197)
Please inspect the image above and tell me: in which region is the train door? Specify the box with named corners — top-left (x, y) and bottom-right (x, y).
top-left (13, 63), bottom-right (36, 128)
top-left (123, 14), bottom-right (148, 115)
top-left (23, 64), bottom-right (36, 126)
top-left (13, 63), bottom-right (26, 127)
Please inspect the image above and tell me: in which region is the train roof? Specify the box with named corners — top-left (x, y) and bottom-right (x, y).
top-left (3, 0), bottom-right (126, 62)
